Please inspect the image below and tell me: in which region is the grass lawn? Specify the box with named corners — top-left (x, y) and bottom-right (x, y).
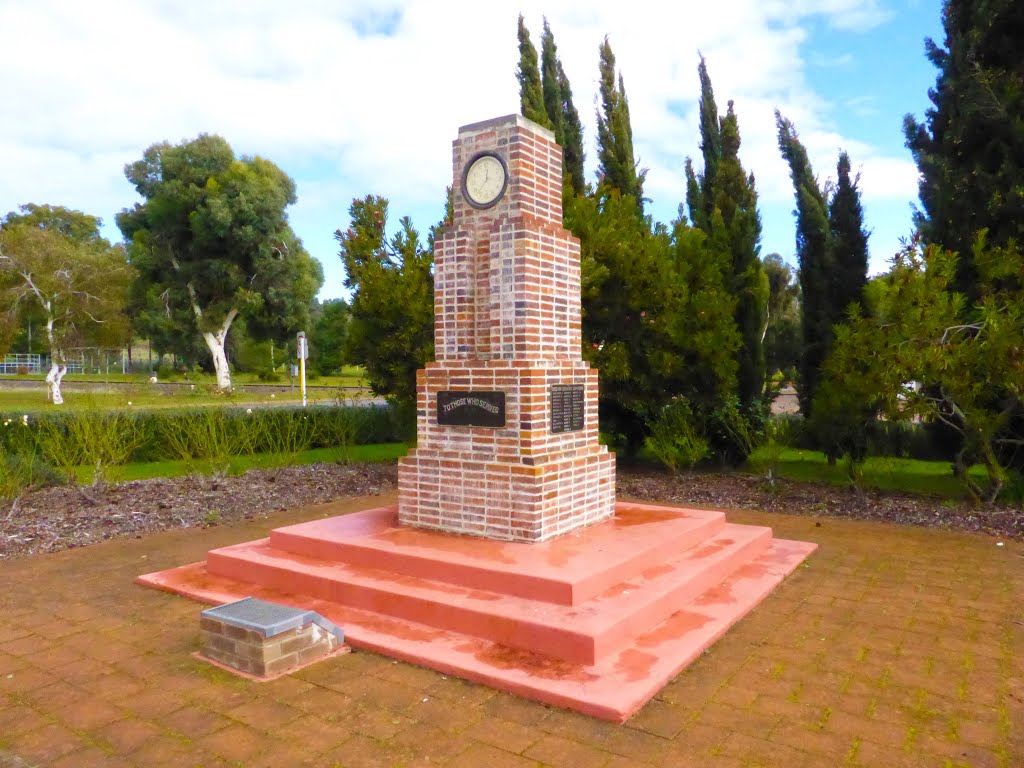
top-left (71, 442), bottom-right (410, 484)
top-left (0, 366), bottom-right (368, 389)
top-left (0, 385), bottom-right (370, 414)
top-left (746, 446), bottom-right (992, 500)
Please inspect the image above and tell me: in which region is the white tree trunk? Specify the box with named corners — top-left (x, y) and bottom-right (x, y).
top-left (201, 331), bottom-right (233, 390)
top-left (43, 309), bottom-right (67, 405)
top-left (46, 363), bottom-right (67, 405)
top-left (183, 276), bottom-right (237, 391)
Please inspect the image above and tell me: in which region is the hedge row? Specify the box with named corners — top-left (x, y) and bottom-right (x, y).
top-left (0, 403), bottom-right (413, 465)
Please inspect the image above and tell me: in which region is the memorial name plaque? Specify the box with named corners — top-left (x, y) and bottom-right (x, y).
top-left (437, 391), bottom-right (506, 428)
top-left (550, 384), bottom-right (585, 434)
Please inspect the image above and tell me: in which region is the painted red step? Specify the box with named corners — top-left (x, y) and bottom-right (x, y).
top-left (138, 535), bottom-right (817, 722)
top-left (203, 522), bottom-right (771, 665)
top-left (266, 503), bottom-right (726, 605)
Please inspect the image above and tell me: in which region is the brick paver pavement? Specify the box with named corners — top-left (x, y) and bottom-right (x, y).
top-left (0, 492), bottom-right (1020, 767)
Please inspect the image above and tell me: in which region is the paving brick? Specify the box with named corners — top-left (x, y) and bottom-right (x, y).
top-left (274, 713), bottom-right (354, 756)
top-left (0, 476), bottom-right (1019, 768)
top-left (390, 723), bottom-right (475, 763)
top-left (130, 735), bottom-right (208, 768)
top-left (285, 681), bottom-right (356, 715)
top-left (524, 733), bottom-right (613, 768)
top-left (57, 697), bottom-right (125, 730)
top-left (159, 704), bottom-right (233, 738)
top-left (0, 705), bottom-right (50, 739)
top-left (322, 734), bottom-right (413, 768)
top-left (407, 695), bottom-right (482, 732)
top-left (0, 665), bottom-right (57, 694)
top-left (479, 691), bottom-right (550, 727)
top-left (48, 746), bottom-right (129, 768)
top-left (424, 674), bottom-right (497, 707)
top-left (225, 697), bottom-right (303, 730)
top-left (447, 743), bottom-right (544, 768)
top-left (625, 698), bottom-right (694, 739)
top-left (198, 723), bottom-right (277, 763)
top-left (464, 714), bottom-right (542, 753)
top-left (107, 687), bottom-right (183, 719)
top-left (8, 722), bottom-right (83, 764)
top-left (343, 704), bottom-right (406, 740)
top-left (94, 717), bottom-right (165, 755)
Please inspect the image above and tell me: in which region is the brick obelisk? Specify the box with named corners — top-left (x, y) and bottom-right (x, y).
top-left (397, 115), bottom-right (615, 541)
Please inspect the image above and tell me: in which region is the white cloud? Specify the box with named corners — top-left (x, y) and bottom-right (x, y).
top-left (0, 0), bottom-right (918, 296)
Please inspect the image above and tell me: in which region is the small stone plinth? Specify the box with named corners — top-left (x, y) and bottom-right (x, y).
top-left (198, 597), bottom-right (344, 679)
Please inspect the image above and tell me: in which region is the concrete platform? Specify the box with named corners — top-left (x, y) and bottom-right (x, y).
top-left (138, 502), bottom-right (816, 722)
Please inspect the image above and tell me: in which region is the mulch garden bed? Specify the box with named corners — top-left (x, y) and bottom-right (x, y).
top-left (1, 462), bottom-right (1021, 560)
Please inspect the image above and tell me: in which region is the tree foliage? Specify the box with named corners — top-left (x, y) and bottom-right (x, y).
top-left (828, 152), bottom-right (870, 319)
top-left (337, 196), bottom-right (435, 404)
top-left (596, 38), bottom-right (644, 208)
top-left (117, 134), bottom-right (322, 389)
top-left (820, 234), bottom-right (1023, 503)
top-left (776, 113), bottom-right (870, 423)
top-left (557, 60), bottom-right (587, 196)
top-left (684, 59), bottom-right (767, 425)
top-left (903, 0), bottom-right (1024, 299)
top-left (516, 15), bottom-right (550, 130)
top-left (310, 299), bottom-right (349, 377)
top-left (567, 188), bottom-right (740, 457)
top-left (2, 204), bottom-right (105, 245)
top-left (517, 17), bottom-right (586, 196)
top-left (762, 253), bottom-right (801, 379)
top-left (776, 112), bottom-right (831, 416)
top-left (0, 210), bottom-right (131, 403)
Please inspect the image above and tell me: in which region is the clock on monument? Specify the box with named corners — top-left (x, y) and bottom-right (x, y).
top-left (461, 151), bottom-right (508, 208)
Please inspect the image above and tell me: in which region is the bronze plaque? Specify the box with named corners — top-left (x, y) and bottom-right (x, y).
top-left (437, 391), bottom-right (506, 428)
top-left (550, 384), bottom-right (585, 433)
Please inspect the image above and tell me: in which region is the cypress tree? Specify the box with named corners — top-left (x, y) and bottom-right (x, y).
top-left (517, 18), bottom-right (585, 196)
top-left (596, 37), bottom-right (644, 208)
top-left (716, 102), bottom-right (767, 409)
top-left (903, 0), bottom-right (1024, 299)
top-left (540, 20), bottom-right (564, 146)
top-left (684, 58), bottom-right (766, 413)
top-left (828, 152), bottom-right (869, 319)
top-left (777, 114), bottom-right (871, 423)
top-left (516, 15), bottom-right (550, 129)
top-left (776, 111), bottom-right (831, 417)
top-left (558, 61), bottom-right (586, 196)
top-left (684, 56), bottom-right (722, 232)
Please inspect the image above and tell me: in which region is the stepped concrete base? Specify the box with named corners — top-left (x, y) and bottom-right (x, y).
top-left (138, 502), bottom-right (815, 722)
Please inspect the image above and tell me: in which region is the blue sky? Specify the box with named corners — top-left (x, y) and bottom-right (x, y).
top-left (0, 1), bottom-right (944, 300)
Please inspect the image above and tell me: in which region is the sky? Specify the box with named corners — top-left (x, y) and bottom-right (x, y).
top-left (0, 0), bottom-right (945, 300)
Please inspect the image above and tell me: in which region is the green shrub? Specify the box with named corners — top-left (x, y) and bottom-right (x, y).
top-left (648, 399), bottom-right (709, 475)
top-left (699, 398), bottom-right (757, 466)
top-left (36, 408), bottom-right (145, 487)
top-left (772, 414), bottom-right (808, 448)
top-left (0, 403), bottom-right (408, 471)
top-left (748, 418), bottom-right (791, 486)
top-left (0, 450), bottom-right (64, 502)
top-left (160, 409), bottom-right (253, 478)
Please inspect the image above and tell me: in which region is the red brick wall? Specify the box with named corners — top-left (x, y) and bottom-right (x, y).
top-left (399, 115), bottom-right (615, 542)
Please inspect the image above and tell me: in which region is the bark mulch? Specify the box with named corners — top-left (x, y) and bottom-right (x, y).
top-left (1, 461), bottom-right (1021, 561)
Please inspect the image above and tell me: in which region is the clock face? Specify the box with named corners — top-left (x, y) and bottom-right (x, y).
top-left (462, 152), bottom-right (508, 208)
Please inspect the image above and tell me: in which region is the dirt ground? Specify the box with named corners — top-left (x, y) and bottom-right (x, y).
top-left (2, 461), bottom-right (1021, 561)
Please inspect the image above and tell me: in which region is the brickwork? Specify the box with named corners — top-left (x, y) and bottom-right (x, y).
top-left (199, 617), bottom-right (339, 679)
top-left (398, 114), bottom-right (615, 541)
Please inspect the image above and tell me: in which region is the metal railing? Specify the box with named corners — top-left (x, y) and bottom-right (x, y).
top-left (1, 354), bottom-right (87, 374)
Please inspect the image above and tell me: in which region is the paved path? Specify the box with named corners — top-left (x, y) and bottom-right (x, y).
top-left (0, 493), bottom-right (1020, 767)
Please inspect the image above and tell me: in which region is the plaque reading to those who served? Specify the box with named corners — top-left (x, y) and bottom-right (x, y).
top-left (437, 391), bottom-right (506, 428)
top-left (550, 384), bottom-right (585, 434)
